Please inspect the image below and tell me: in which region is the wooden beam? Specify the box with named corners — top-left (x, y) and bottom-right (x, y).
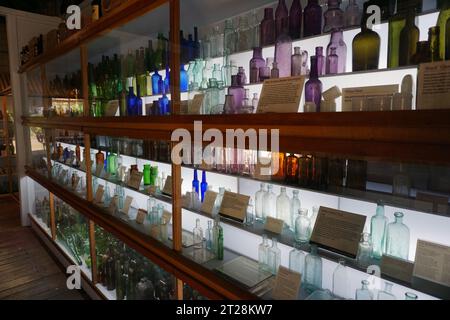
top-left (169, 0), bottom-right (181, 115)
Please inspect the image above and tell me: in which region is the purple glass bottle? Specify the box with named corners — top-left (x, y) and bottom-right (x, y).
top-left (275, 0), bottom-right (289, 40)
top-left (259, 58), bottom-right (273, 81)
top-left (323, 0), bottom-right (344, 33)
top-left (291, 47), bottom-right (302, 76)
top-left (289, 0), bottom-right (302, 40)
top-left (326, 30), bottom-right (347, 73)
top-left (316, 47), bottom-right (326, 76)
top-left (228, 75), bottom-right (245, 111)
top-left (305, 56), bottom-right (322, 112)
top-left (275, 18), bottom-right (292, 78)
top-left (237, 67), bottom-right (247, 85)
top-left (303, 0), bottom-right (322, 37)
top-left (260, 8), bottom-right (275, 47)
top-left (250, 47), bottom-right (265, 83)
top-left (327, 48), bottom-right (339, 74)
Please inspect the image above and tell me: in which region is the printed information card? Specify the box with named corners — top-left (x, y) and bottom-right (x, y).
top-left (257, 76), bottom-right (305, 113)
top-left (219, 191), bottom-right (250, 222)
top-left (413, 240), bottom-right (450, 287)
top-left (271, 266), bottom-right (301, 300)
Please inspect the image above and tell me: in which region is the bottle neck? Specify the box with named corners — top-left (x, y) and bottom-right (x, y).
top-left (330, 31), bottom-right (343, 43)
top-left (253, 47), bottom-right (263, 59)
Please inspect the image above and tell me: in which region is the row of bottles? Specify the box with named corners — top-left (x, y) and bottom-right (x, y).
top-left (34, 196), bottom-right (50, 228)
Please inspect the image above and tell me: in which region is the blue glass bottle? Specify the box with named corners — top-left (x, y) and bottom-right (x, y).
top-left (159, 87), bottom-right (169, 115)
top-left (187, 34), bottom-right (195, 62)
top-left (151, 70), bottom-right (162, 95)
top-left (126, 86), bottom-right (137, 115)
top-left (164, 65), bottom-right (170, 93)
top-left (180, 65), bottom-right (188, 92)
top-left (192, 169), bottom-right (199, 196)
top-left (200, 170), bottom-right (208, 202)
top-left (136, 85), bottom-right (143, 115)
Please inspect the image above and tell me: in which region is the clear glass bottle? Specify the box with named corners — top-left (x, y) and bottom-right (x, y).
top-left (305, 56), bottom-right (322, 112)
top-left (252, 93), bottom-right (259, 109)
top-left (224, 19), bottom-right (236, 55)
top-left (290, 190), bottom-right (301, 232)
top-left (332, 259), bottom-right (349, 299)
top-left (237, 15), bottom-right (252, 52)
top-left (250, 47), bottom-right (265, 84)
top-left (377, 282), bottom-right (396, 300)
top-left (212, 187), bottom-right (225, 216)
top-left (295, 208), bottom-right (311, 243)
top-left (206, 220), bottom-right (213, 250)
top-left (289, 243), bottom-right (305, 276)
top-left (345, 0), bottom-right (361, 27)
top-left (357, 232), bottom-right (373, 268)
top-left (355, 280), bottom-right (373, 300)
top-left (275, 0), bottom-right (289, 39)
top-left (267, 238), bottom-right (281, 275)
top-left (258, 234), bottom-right (270, 271)
top-left (260, 8), bottom-right (276, 46)
top-left (271, 62), bottom-right (280, 78)
top-left (303, 0), bottom-right (322, 37)
top-left (323, 0), bottom-right (344, 33)
top-left (193, 218), bottom-right (203, 249)
top-left (393, 164), bottom-right (411, 197)
top-left (262, 185), bottom-right (276, 220)
top-left (237, 67), bottom-right (247, 86)
top-left (326, 30), bottom-right (347, 74)
top-left (291, 47), bottom-right (302, 76)
top-left (370, 201), bottom-right (388, 259)
top-left (275, 18), bottom-right (292, 78)
top-left (399, 8), bottom-right (420, 66)
top-left (385, 212), bottom-right (410, 260)
top-left (304, 244), bottom-right (322, 292)
top-left (405, 292), bottom-right (418, 300)
top-left (276, 187), bottom-right (292, 229)
top-left (246, 199), bottom-right (255, 226)
top-left (255, 183), bottom-right (267, 222)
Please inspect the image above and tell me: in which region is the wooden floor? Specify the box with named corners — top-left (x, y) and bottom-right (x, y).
top-left (0, 196), bottom-right (88, 300)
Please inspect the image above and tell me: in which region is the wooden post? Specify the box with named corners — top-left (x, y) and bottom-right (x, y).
top-left (169, 0), bottom-right (181, 115)
top-left (1, 96), bottom-right (13, 194)
top-left (49, 192), bottom-right (56, 240)
top-left (80, 45), bottom-right (90, 117)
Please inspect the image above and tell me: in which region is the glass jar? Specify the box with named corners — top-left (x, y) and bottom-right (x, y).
top-left (385, 212), bottom-right (410, 260)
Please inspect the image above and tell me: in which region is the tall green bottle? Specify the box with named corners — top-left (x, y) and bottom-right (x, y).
top-left (438, 1), bottom-right (450, 60)
top-left (399, 8), bottom-right (420, 66)
top-left (352, 2), bottom-right (381, 71)
top-left (137, 47), bottom-right (147, 97)
top-left (387, 0), bottom-right (408, 68)
top-left (88, 63), bottom-right (98, 116)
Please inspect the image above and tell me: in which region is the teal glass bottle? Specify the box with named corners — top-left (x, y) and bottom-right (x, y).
top-left (217, 227), bottom-right (224, 260)
top-left (385, 212), bottom-right (410, 260)
top-left (304, 244), bottom-right (322, 293)
top-left (370, 201), bottom-right (388, 259)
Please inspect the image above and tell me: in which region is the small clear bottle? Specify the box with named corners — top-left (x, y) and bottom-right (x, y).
top-left (289, 243), bottom-right (305, 277)
top-left (267, 238), bottom-right (281, 275)
top-left (276, 187), bottom-right (292, 229)
top-left (304, 244), bottom-right (322, 292)
top-left (356, 232), bottom-right (373, 268)
top-left (206, 220), bottom-right (213, 250)
top-left (255, 183), bottom-right (267, 222)
top-left (262, 185), bottom-right (276, 220)
top-left (258, 234), bottom-right (270, 271)
top-left (385, 212), bottom-right (410, 260)
top-left (245, 199), bottom-right (255, 226)
top-left (290, 190), bottom-right (301, 232)
top-left (193, 218), bottom-right (203, 249)
top-left (377, 282), bottom-right (396, 300)
top-left (332, 259), bottom-right (350, 299)
top-left (295, 208), bottom-right (311, 243)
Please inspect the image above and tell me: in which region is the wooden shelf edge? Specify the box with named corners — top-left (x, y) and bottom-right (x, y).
top-left (25, 166), bottom-right (257, 300)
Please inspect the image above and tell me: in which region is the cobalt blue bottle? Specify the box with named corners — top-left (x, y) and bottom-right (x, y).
top-left (192, 169), bottom-right (199, 196)
top-left (180, 64), bottom-right (188, 92)
top-left (200, 170), bottom-right (208, 202)
top-left (152, 70), bottom-right (162, 95)
top-left (159, 87), bottom-right (170, 115)
top-left (136, 85), bottom-right (143, 116)
top-left (164, 65), bottom-right (170, 93)
top-left (126, 86), bottom-right (137, 115)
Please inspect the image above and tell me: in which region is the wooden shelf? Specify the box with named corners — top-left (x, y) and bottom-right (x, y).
top-left (18, 0), bottom-right (169, 74)
top-left (23, 110), bottom-right (450, 165)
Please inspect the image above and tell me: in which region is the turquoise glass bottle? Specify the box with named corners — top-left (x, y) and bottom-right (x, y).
top-left (370, 201), bottom-right (388, 259)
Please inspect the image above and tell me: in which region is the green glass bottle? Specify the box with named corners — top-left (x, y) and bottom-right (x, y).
top-left (429, 26), bottom-right (441, 62)
top-left (387, 0), bottom-right (408, 68)
top-left (217, 227), bottom-right (224, 260)
top-left (143, 164), bottom-right (151, 185)
top-left (137, 47), bottom-right (147, 97)
top-left (399, 9), bottom-right (420, 66)
top-left (352, 2), bottom-right (381, 71)
top-left (88, 63), bottom-right (99, 117)
top-left (437, 1), bottom-right (450, 60)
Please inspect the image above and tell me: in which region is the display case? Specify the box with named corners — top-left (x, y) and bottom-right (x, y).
top-left (20, 0), bottom-right (450, 300)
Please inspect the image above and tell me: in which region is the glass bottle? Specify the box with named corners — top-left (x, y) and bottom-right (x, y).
top-left (357, 232), bottom-right (373, 268)
top-left (262, 184), bottom-right (276, 220)
top-left (399, 8), bottom-right (420, 66)
top-left (237, 16), bottom-right (252, 52)
top-left (258, 234), bottom-right (270, 271)
top-left (126, 86), bottom-right (137, 116)
top-left (193, 218), bottom-right (203, 249)
top-left (286, 153), bottom-right (299, 183)
top-left (217, 227), bottom-right (224, 260)
top-left (192, 168), bottom-right (199, 196)
top-left (385, 212), bottom-right (410, 260)
top-left (151, 70), bottom-right (162, 95)
top-left (95, 150), bottom-right (104, 167)
top-left (271, 152), bottom-right (286, 180)
top-left (393, 164), bottom-right (411, 197)
top-left (271, 62), bottom-right (280, 78)
top-left (303, 0), bottom-right (323, 37)
top-left (206, 220), bottom-right (213, 250)
top-left (143, 164), bottom-right (151, 185)
top-left (352, 3), bottom-right (381, 71)
top-left (405, 292), bottom-right (418, 300)
top-left (289, 243), bottom-right (305, 276)
top-left (316, 47), bottom-right (326, 76)
top-left (200, 170), bottom-right (208, 202)
top-left (250, 47), bottom-right (265, 84)
top-left (224, 19), bottom-right (236, 55)
top-left (304, 244), bottom-right (322, 292)
top-left (255, 183), bottom-right (267, 222)
top-left (290, 190), bottom-right (301, 232)
top-left (275, 0), bottom-right (289, 39)
top-left (323, 0), bottom-right (344, 33)
top-left (276, 187), bottom-right (291, 229)
top-left (237, 67), bottom-right (247, 86)
top-left (211, 215), bottom-right (220, 253)
top-left (429, 26), bottom-right (441, 62)
top-left (246, 199), bottom-right (255, 226)
top-left (260, 8), bottom-right (276, 46)
top-left (437, 1), bottom-right (450, 60)
top-left (326, 30), bottom-right (347, 74)
top-left (355, 280), bottom-right (373, 300)
top-left (180, 64), bottom-right (189, 92)
top-left (275, 18), bottom-right (292, 78)
top-left (267, 238), bottom-right (281, 275)
top-left (289, 0), bottom-right (302, 39)
top-left (228, 75), bottom-right (245, 111)
top-left (326, 47), bottom-right (339, 74)
top-left (332, 260), bottom-right (349, 299)
top-left (252, 93), bottom-right (259, 109)
top-left (291, 47), bottom-right (302, 76)
top-left (309, 205), bottom-right (319, 234)
top-left (345, 0), bottom-right (361, 28)
top-left (295, 208), bottom-right (310, 243)
top-left (387, 0), bottom-right (407, 68)
top-left (370, 201), bottom-right (388, 259)
top-left (259, 58), bottom-right (273, 81)
top-left (136, 85), bottom-right (143, 115)
top-left (377, 282), bottom-right (396, 300)
top-left (305, 56), bottom-right (323, 112)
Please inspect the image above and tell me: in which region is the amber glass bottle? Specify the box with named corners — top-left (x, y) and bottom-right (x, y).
top-left (95, 150), bottom-right (105, 166)
top-left (298, 154), bottom-right (313, 187)
top-left (271, 152), bottom-right (286, 180)
top-left (75, 144), bottom-right (81, 163)
top-left (399, 9), bottom-right (420, 66)
top-left (285, 153), bottom-right (299, 183)
top-left (352, 3), bottom-right (381, 71)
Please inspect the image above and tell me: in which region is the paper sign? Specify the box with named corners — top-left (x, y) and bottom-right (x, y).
top-left (122, 196), bottom-right (133, 215)
top-left (417, 61), bottom-right (450, 110)
top-left (256, 76), bottom-right (305, 113)
top-left (162, 210), bottom-right (172, 224)
top-left (310, 206), bottom-right (367, 258)
top-left (94, 185), bottom-right (104, 203)
top-left (219, 191), bottom-right (250, 222)
top-left (271, 266), bottom-right (301, 300)
top-left (342, 85), bottom-right (398, 112)
top-left (381, 255), bottom-right (414, 283)
top-left (136, 209), bottom-right (147, 224)
top-left (413, 240), bottom-right (450, 287)
top-left (264, 217), bottom-right (284, 234)
top-left (189, 94), bottom-right (205, 114)
top-left (95, 165), bottom-right (103, 177)
top-left (162, 175), bottom-right (173, 195)
top-left (127, 171), bottom-right (143, 190)
top-left (200, 191), bottom-right (218, 215)
top-left (105, 100), bottom-right (119, 116)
